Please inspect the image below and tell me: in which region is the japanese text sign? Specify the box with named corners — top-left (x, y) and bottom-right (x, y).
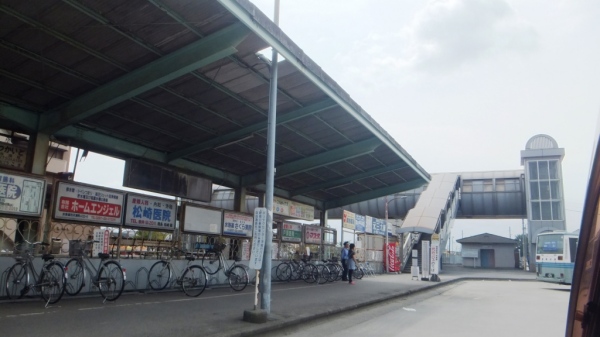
top-left (371, 217), bottom-right (386, 236)
top-left (54, 181), bottom-right (124, 225)
top-left (0, 171), bottom-right (45, 217)
top-left (249, 207), bottom-right (267, 269)
top-left (273, 196), bottom-right (314, 221)
top-left (124, 193), bottom-right (176, 230)
top-left (0, 143), bottom-right (27, 170)
top-left (281, 221), bottom-right (302, 242)
top-left (342, 210), bottom-right (355, 230)
top-left (223, 211), bottom-right (253, 237)
top-left (355, 214), bottom-right (366, 232)
top-left (304, 225), bottom-right (322, 244)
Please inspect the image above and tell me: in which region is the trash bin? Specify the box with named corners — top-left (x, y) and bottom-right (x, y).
top-left (51, 238), bottom-right (62, 254)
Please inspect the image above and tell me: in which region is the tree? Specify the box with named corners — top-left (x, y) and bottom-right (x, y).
top-left (135, 230), bottom-right (169, 241)
top-left (515, 234), bottom-right (528, 256)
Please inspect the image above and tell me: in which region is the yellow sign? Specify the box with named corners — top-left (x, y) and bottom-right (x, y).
top-left (273, 196), bottom-right (314, 221)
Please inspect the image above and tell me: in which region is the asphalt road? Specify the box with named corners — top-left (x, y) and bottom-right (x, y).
top-left (0, 266), bottom-right (541, 337)
top-left (261, 280), bottom-right (571, 337)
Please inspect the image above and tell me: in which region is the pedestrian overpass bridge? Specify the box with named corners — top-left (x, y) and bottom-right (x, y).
top-left (211, 169), bottom-right (527, 271)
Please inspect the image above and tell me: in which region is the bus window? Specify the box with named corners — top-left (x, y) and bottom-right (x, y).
top-left (536, 234), bottom-right (564, 254)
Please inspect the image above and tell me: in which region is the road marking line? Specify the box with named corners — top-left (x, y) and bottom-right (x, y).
top-left (19, 312), bottom-right (45, 316)
top-left (79, 307), bottom-right (104, 311)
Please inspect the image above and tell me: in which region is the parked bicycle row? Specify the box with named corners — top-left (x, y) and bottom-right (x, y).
top-left (274, 254), bottom-right (378, 284)
top-left (2, 239), bottom-right (250, 306)
top-left (2, 240), bottom-right (381, 306)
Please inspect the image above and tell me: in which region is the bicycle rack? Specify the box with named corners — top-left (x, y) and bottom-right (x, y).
top-left (135, 267), bottom-right (149, 290)
top-left (0, 268), bottom-right (7, 297)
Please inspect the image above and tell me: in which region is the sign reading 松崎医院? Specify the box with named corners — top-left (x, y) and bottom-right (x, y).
top-left (124, 193), bottom-right (176, 230)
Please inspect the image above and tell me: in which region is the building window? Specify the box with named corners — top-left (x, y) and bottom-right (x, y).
top-left (528, 160), bottom-right (562, 221)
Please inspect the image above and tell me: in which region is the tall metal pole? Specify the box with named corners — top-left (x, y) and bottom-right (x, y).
top-left (260, 0), bottom-right (280, 314)
top-left (384, 196), bottom-right (389, 273)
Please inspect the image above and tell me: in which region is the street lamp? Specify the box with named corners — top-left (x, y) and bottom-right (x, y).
top-left (384, 194), bottom-right (406, 273)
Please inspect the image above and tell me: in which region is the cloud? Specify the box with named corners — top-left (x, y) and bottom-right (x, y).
top-left (330, 0), bottom-right (539, 95)
top-left (401, 0), bottom-right (539, 71)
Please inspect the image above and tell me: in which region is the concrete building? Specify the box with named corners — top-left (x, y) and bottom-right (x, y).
top-left (457, 233), bottom-right (518, 269)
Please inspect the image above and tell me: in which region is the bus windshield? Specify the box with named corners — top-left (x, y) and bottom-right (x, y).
top-left (537, 234), bottom-right (564, 254)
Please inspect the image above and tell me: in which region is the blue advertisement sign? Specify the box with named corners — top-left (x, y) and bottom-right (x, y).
top-left (355, 214), bottom-right (366, 232)
top-left (371, 217), bottom-right (386, 236)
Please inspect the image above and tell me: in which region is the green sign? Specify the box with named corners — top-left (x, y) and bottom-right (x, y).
top-left (281, 222), bottom-right (302, 242)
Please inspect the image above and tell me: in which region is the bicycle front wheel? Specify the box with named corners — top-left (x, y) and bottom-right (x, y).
top-left (275, 262), bottom-right (292, 281)
top-left (316, 264), bottom-right (330, 284)
top-left (228, 265), bottom-right (248, 291)
top-left (40, 261), bottom-right (66, 304)
top-left (65, 258), bottom-right (85, 295)
top-left (148, 261), bottom-right (171, 290)
top-left (98, 261), bottom-right (124, 301)
top-left (181, 265), bottom-right (207, 297)
top-left (354, 268), bottom-right (364, 280)
top-left (5, 263), bottom-right (28, 299)
top-left (302, 264), bottom-right (317, 284)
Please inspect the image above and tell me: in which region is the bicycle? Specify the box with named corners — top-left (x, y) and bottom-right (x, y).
top-left (275, 255), bottom-right (318, 284)
top-left (201, 243), bottom-right (249, 291)
top-left (5, 240), bottom-right (66, 307)
top-left (147, 247), bottom-right (208, 297)
top-left (64, 240), bottom-right (125, 302)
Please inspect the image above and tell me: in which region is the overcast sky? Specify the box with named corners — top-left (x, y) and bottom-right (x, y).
top-left (71, 0), bottom-right (600, 247)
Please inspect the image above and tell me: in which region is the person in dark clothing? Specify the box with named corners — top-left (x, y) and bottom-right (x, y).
top-left (347, 243), bottom-right (357, 285)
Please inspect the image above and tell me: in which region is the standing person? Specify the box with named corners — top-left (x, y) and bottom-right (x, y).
top-left (347, 243), bottom-right (357, 285)
top-left (341, 241), bottom-right (349, 281)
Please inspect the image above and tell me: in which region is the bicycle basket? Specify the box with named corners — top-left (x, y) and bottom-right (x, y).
top-left (69, 240), bottom-right (90, 257)
top-left (13, 242), bottom-right (33, 259)
top-left (212, 242), bottom-right (226, 252)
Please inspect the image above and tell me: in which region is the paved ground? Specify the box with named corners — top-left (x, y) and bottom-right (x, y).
top-left (0, 265), bottom-right (538, 337)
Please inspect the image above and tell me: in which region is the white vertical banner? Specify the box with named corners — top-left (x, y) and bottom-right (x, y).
top-left (249, 207), bottom-right (267, 270)
top-left (421, 240), bottom-right (430, 278)
top-left (92, 228), bottom-right (110, 256)
top-left (431, 234), bottom-right (440, 275)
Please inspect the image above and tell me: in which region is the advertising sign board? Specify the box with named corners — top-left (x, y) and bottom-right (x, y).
top-left (273, 196), bottom-right (314, 221)
top-left (421, 240), bottom-right (430, 278)
top-left (223, 211), bottom-right (253, 237)
top-left (355, 214), bottom-right (366, 232)
top-left (371, 218), bottom-right (386, 236)
top-left (0, 143), bottom-right (27, 170)
top-left (281, 221), bottom-right (302, 242)
top-left (53, 181), bottom-right (124, 225)
top-left (181, 204), bottom-right (222, 235)
top-left (342, 210), bottom-right (355, 230)
top-left (0, 171), bottom-right (45, 218)
top-left (304, 225), bottom-right (322, 244)
top-left (124, 193), bottom-right (176, 230)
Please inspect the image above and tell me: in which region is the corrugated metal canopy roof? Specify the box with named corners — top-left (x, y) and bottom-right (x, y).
top-left (0, 0), bottom-right (430, 211)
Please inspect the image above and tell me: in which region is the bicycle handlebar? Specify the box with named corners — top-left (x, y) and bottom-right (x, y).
top-left (21, 239), bottom-right (48, 246)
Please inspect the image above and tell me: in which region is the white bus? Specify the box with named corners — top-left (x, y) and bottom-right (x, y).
top-left (535, 231), bottom-right (578, 285)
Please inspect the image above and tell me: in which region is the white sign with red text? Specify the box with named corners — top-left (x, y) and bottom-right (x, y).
top-left (431, 238), bottom-right (440, 275)
top-left (54, 182), bottom-right (124, 225)
top-left (92, 228), bottom-right (110, 256)
top-left (304, 225), bottom-right (322, 244)
top-left (386, 243), bottom-right (399, 272)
